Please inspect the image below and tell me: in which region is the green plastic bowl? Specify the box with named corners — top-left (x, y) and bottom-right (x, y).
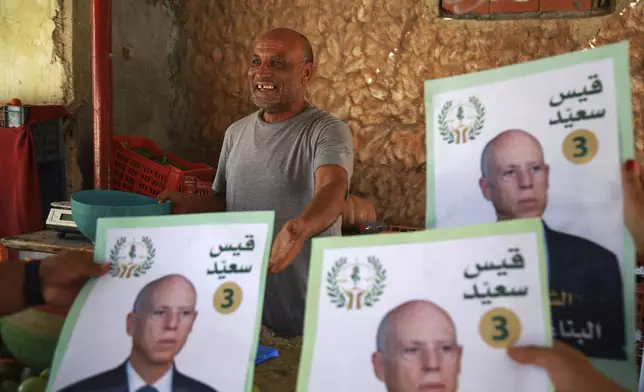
top-left (0, 309), bottom-right (65, 372)
top-left (70, 190), bottom-right (172, 242)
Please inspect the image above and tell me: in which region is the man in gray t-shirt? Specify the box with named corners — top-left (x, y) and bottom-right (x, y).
top-left (159, 28), bottom-right (353, 336)
top-left (214, 104), bottom-right (352, 335)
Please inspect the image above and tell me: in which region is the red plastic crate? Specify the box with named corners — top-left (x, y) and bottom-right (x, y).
top-left (111, 136), bottom-right (214, 197)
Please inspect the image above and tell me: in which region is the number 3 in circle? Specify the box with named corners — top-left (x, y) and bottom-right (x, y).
top-left (479, 307), bottom-right (521, 349)
top-left (214, 282), bottom-right (243, 314)
top-left (563, 129), bottom-right (598, 165)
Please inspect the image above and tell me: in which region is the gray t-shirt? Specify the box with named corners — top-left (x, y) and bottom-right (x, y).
top-left (212, 104), bottom-right (354, 336)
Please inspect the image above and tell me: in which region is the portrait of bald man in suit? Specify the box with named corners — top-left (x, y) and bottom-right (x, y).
top-left (371, 300), bottom-right (462, 392)
top-left (478, 129), bottom-right (626, 360)
top-left (59, 274), bottom-right (217, 392)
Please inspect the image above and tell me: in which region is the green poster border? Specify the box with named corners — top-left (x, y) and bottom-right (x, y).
top-left (296, 218), bottom-right (553, 392)
top-left (424, 41), bottom-right (636, 391)
top-left (46, 211), bottom-right (275, 392)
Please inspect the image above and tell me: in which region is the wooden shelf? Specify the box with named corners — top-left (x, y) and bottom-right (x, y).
top-left (0, 230), bottom-right (93, 255)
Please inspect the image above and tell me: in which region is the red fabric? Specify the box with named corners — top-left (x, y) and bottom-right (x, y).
top-left (0, 106), bottom-right (69, 249)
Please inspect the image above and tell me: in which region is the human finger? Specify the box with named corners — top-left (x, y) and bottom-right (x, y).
top-left (55, 249), bottom-right (93, 262)
top-left (268, 251), bottom-right (286, 274)
top-left (267, 240), bottom-right (281, 274)
top-left (622, 159), bottom-right (644, 201)
top-left (79, 260), bottom-right (110, 277)
top-left (157, 190), bottom-right (173, 203)
top-left (270, 259), bottom-right (287, 274)
top-left (506, 345), bottom-right (555, 369)
top-left (64, 254), bottom-right (109, 278)
top-left (42, 250), bottom-right (92, 271)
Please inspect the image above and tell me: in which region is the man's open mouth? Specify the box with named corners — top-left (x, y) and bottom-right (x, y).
top-left (255, 82), bottom-right (277, 92)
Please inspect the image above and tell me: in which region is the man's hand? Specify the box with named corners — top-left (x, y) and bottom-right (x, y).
top-left (157, 190), bottom-right (193, 214)
top-left (507, 340), bottom-right (627, 392)
top-left (158, 190), bottom-right (226, 214)
top-left (40, 251), bottom-right (109, 308)
top-left (268, 219), bottom-right (309, 274)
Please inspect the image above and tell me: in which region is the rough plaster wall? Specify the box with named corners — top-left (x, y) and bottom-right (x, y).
top-left (0, 0), bottom-right (67, 104)
top-left (111, 0), bottom-right (177, 151)
top-left (170, 0), bottom-right (644, 228)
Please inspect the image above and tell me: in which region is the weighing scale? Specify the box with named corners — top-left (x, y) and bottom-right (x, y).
top-left (45, 201), bottom-right (81, 237)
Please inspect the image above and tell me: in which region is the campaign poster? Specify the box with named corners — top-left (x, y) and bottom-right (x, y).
top-left (425, 41), bottom-right (635, 390)
top-left (46, 211), bottom-right (274, 392)
top-left (297, 219), bottom-right (552, 392)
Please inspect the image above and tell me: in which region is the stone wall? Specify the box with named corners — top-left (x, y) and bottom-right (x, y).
top-left (168, 0), bottom-right (643, 227)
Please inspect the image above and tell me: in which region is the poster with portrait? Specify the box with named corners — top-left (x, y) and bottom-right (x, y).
top-left (297, 218), bottom-right (552, 392)
top-left (424, 41), bottom-right (636, 390)
top-left (46, 211), bottom-right (274, 392)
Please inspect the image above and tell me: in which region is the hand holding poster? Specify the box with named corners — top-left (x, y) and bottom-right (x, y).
top-left (297, 219), bottom-right (552, 392)
top-left (46, 211), bottom-right (274, 392)
top-left (424, 41), bottom-right (635, 390)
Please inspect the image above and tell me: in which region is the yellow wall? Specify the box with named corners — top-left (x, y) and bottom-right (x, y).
top-left (0, 0), bottom-right (66, 104)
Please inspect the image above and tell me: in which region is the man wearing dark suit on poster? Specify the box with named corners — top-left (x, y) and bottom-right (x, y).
top-left (478, 129), bottom-right (626, 360)
top-left (59, 274), bottom-right (216, 392)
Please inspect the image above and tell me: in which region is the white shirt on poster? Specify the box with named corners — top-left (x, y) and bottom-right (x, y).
top-left (126, 360), bottom-right (173, 392)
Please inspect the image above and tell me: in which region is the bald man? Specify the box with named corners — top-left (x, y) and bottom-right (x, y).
top-left (159, 28), bottom-right (353, 337)
top-left (60, 274), bottom-right (216, 392)
top-left (371, 300), bottom-right (462, 392)
top-left (478, 129), bottom-right (626, 360)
